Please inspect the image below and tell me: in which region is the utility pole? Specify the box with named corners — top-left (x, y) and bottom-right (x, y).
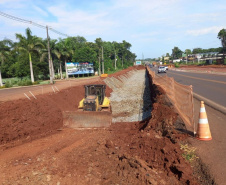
top-left (114, 50), bottom-right (117, 70)
top-left (98, 56), bottom-right (101, 75)
top-left (101, 46), bottom-right (104, 74)
top-left (46, 26), bottom-right (53, 84)
top-left (0, 70), bottom-right (3, 87)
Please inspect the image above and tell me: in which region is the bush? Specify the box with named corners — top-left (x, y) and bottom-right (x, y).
top-left (180, 144), bottom-right (198, 162)
top-left (174, 63), bottom-right (180, 68)
top-left (4, 81), bottom-right (13, 88)
top-left (32, 81), bottom-right (41, 85)
top-left (17, 79), bottom-right (32, 86)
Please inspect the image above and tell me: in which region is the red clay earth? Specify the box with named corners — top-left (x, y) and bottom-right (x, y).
top-left (0, 66), bottom-right (201, 184)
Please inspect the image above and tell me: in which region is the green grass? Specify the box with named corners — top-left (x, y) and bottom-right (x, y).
top-left (180, 144), bottom-right (198, 162)
top-left (1, 77), bottom-right (49, 89)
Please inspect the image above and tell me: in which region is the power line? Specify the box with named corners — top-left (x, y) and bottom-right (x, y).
top-left (0, 11), bottom-right (69, 37)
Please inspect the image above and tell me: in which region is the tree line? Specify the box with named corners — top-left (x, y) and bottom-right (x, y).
top-left (165, 28), bottom-right (226, 60)
top-left (0, 28), bottom-right (136, 85)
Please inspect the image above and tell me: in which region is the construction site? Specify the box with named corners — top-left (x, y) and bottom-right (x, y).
top-left (0, 65), bottom-right (218, 184)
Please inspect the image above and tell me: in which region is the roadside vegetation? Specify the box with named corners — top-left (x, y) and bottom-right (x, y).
top-left (180, 144), bottom-right (198, 162)
top-left (0, 28), bottom-right (136, 88)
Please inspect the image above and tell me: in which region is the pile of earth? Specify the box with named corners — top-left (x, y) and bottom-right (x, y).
top-left (0, 66), bottom-right (201, 184)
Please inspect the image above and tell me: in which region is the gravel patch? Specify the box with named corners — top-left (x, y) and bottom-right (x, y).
top-left (104, 69), bottom-right (152, 122)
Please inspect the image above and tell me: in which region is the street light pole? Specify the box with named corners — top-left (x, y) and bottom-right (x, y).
top-left (46, 26), bottom-right (53, 84)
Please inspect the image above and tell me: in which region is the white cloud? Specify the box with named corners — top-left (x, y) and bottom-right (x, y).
top-left (47, 5), bottom-right (117, 36)
top-left (186, 26), bottom-right (224, 36)
top-left (33, 6), bottom-right (48, 17)
top-left (0, 0), bottom-right (225, 58)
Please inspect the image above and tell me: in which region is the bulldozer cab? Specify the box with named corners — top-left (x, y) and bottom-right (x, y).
top-left (85, 85), bottom-right (106, 105)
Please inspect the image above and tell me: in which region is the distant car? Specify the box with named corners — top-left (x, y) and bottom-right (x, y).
top-left (165, 66), bottom-right (168, 70)
top-left (158, 66), bottom-right (166, 73)
top-left (149, 64), bottom-right (153, 68)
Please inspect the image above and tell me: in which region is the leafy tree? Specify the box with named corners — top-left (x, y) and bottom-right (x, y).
top-left (218, 29), bottom-right (226, 62)
top-left (95, 38), bottom-right (103, 74)
top-left (162, 56), bottom-right (165, 63)
top-left (185, 49), bottom-right (192, 55)
top-left (15, 28), bottom-right (44, 82)
top-left (192, 48), bottom-right (203, 54)
top-left (218, 29), bottom-right (226, 48)
top-left (0, 39), bottom-right (13, 86)
top-left (73, 46), bottom-right (96, 63)
top-left (171, 47), bottom-right (182, 59)
top-left (0, 27), bottom-right (136, 84)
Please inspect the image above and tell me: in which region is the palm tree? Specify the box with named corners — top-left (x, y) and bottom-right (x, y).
top-left (54, 47), bottom-right (63, 79)
top-left (57, 39), bottom-right (73, 79)
top-left (0, 39), bottom-right (13, 86)
top-left (15, 28), bottom-right (44, 83)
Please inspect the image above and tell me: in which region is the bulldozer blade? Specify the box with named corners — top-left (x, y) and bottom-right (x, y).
top-left (63, 111), bottom-right (112, 128)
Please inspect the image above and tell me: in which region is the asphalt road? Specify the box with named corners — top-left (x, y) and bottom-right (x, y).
top-left (152, 67), bottom-right (226, 107)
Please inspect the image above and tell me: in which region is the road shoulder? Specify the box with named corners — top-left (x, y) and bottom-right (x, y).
top-left (188, 98), bottom-right (226, 185)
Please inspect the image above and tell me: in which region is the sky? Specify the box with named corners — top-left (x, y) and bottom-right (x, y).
top-left (0, 0), bottom-right (226, 59)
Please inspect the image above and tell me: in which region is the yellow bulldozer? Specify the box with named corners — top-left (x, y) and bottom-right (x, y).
top-left (78, 84), bottom-right (110, 111)
top-left (63, 84), bottom-right (112, 128)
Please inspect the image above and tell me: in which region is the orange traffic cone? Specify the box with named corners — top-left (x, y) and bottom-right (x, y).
top-left (197, 101), bottom-right (212, 141)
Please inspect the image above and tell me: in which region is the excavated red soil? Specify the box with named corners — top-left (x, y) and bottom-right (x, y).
top-left (0, 66), bottom-right (200, 184)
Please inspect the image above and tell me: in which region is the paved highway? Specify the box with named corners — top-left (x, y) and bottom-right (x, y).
top-left (152, 67), bottom-right (226, 107)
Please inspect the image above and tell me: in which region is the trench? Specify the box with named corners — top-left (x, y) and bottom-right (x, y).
top-left (104, 69), bottom-right (152, 123)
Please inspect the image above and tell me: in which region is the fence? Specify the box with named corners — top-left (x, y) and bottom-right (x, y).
top-left (147, 67), bottom-right (195, 134)
top-left (0, 77), bottom-right (100, 103)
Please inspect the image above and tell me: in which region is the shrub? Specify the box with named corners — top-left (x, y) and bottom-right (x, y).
top-left (4, 81), bottom-right (13, 88)
top-left (180, 144), bottom-right (198, 162)
top-left (17, 79), bottom-right (32, 86)
top-left (174, 63), bottom-right (180, 68)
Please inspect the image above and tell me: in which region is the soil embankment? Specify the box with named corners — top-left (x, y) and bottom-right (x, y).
top-left (0, 66), bottom-right (200, 184)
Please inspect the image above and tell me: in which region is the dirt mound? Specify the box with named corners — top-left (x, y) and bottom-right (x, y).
top-left (0, 97), bottom-right (62, 146)
top-left (0, 78), bottom-right (112, 148)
